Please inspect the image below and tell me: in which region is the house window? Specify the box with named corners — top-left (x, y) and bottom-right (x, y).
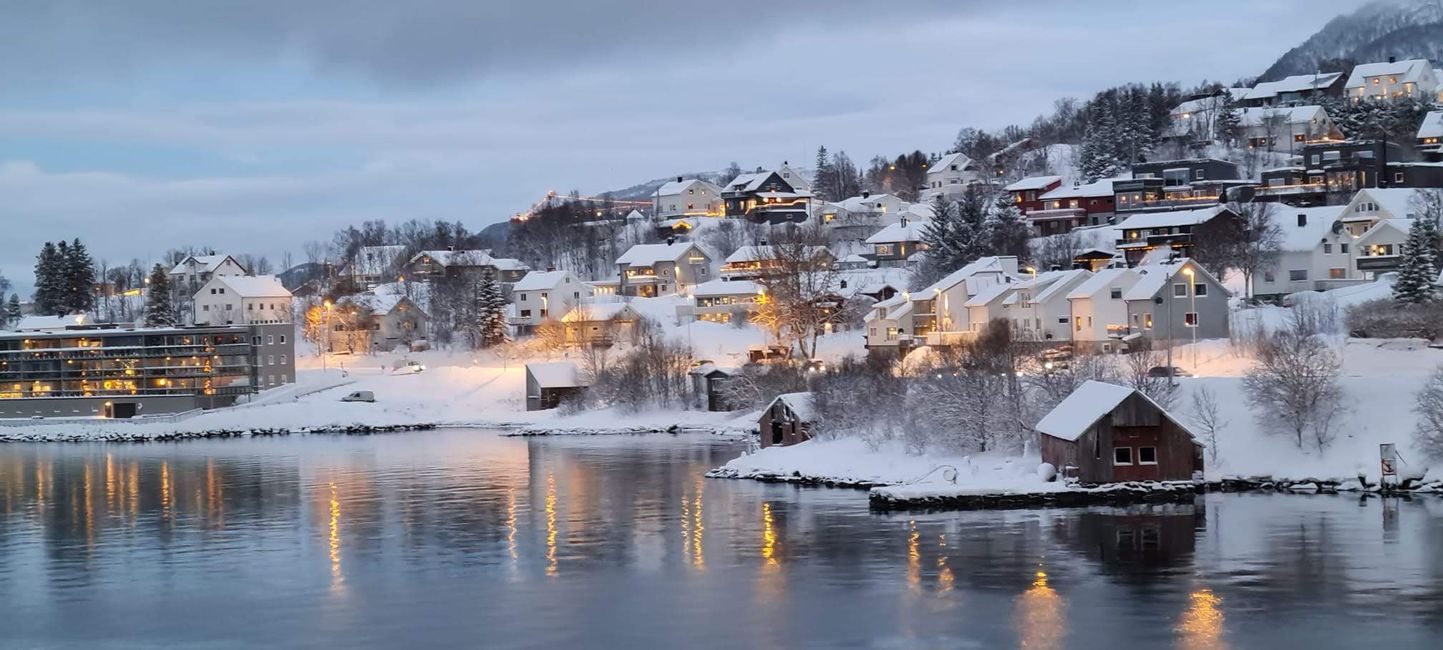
top-left (267, 355), bottom-right (275, 366)
top-left (280, 335), bottom-right (287, 344)
top-left (1263, 270), bottom-right (1275, 282)
top-left (1173, 283), bottom-right (1187, 298)
top-left (1094, 433), bottom-right (1101, 459)
top-left (1184, 312), bottom-right (1199, 327)
top-left (1194, 284), bottom-right (1207, 297)
top-left (267, 335), bottom-right (274, 345)
top-left (1330, 268), bottom-right (1346, 279)
top-left (1340, 243), bottom-right (1349, 254)
top-left (1288, 269), bottom-right (1308, 281)
top-left (1058, 317), bottom-right (1068, 324)
top-left (1323, 243), bottom-right (1332, 254)
top-left (1110, 287), bottom-right (1122, 299)
top-left (1144, 314), bottom-right (1153, 329)
top-left (1114, 446), bottom-right (1133, 465)
top-left (520, 309), bottom-right (531, 318)
top-left (1138, 447), bottom-right (1158, 465)
top-left (1395, 172), bottom-right (1405, 184)
top-left (520, 294), bottom-right (527, 301)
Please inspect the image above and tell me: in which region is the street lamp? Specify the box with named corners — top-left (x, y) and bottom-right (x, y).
top-left (1182, 267), bottom-right (1197, 369)
top-left (323, 299), bottom-right (333, 373)
top-left (1024, 266), bottom-right (1037, 341)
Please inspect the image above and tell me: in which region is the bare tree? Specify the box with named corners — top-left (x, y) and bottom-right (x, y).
top-left (751, 223), bottom-right (843, 359)
top-left (1122, 346), bottom-right (1180, 411)
top-left (1189, 385), bottom-right (1227, 466)
top-left (1242, 319), bottom-right (1344, 452)
top-left (1413, 366), bottom-right (1443, 460)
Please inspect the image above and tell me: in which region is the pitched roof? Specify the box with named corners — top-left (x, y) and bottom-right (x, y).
top-left (1034, 381), bottom-right (1139, 441)
top-left (1237, 105), bottom-right (1327, 127)
top-left (1239, 72), bottom-right (1344, 101)
top-left (561, 300), bottom-right (639, 322)
top-left (410, 249), bottom-right (528, 272)
top-left (1039, 176), bottom-right (1121, 200)
top-left (1419, 111), bottom-right (1443, 140)
top-left (865, 219), bottom-right (929, 244)
top-left (1355, 188), bottom-right (1423, 220)
top-left (766, 392), bottom-right (815, 422)
top-left (963, 280), bottom-right (1016, 307)
top-left (1066, 267), bottom-right (1135, 300)
top-left (1004, 175), bottom-right (1063, 192)
top-left (1274, 205), bottom-right (1345, 252)
top-left (169, 254), bottom-right (240, 275)
top-left (1115, 206), bottom-right (1230, 231)
top-left (215, 275), bottom-right (292, 298)
top-left (512, 270), bottom-right (574, 291)
top-left (616, 242), bottom-right (704, 267)
top-left (527, 361), bottom-right (584, 389)
top-left (654, 178), bottom-right (717, 197)
top-left (920, 256), bottom-right (1016, 295)
top-left (340, 291), bottom-right (409, 315)
top-left (1345, 58), bottom-right (1433, 89)
top-left (928, 152), bottom-right (973, 175)
top-left (691, 279), bottom-right (762, 298)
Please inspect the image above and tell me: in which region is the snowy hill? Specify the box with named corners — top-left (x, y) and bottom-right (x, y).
top-left (1260, 0), bottom-right (1443, 81)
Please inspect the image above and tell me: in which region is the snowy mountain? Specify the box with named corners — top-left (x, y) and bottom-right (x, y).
top-left (1260, 0), bottom-right (1443, 81)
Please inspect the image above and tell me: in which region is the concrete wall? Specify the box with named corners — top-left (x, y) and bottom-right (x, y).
top-left (252, 323), bottom-right (297, 390)
top-left (0, 394), bottom-right (224, 419)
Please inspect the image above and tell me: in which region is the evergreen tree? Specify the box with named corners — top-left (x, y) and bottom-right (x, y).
top-left (32, 241), bottom-right (63, 316)
top-left (920, 187), bottom-right (990, 273)
top-left (811, 146), bottom-right (835, 202)
top-left (478, 272), bottom-right (510, 348)
top-left (143, 264), bottom-right (176, 327)
top-left (1393, 217), bottom-right (1439, 304)
top-left (1079, 102), bottom-right (1124, 182)
top-left (4, 294), bottom-right (20, 328)
top-left (63, 238), bottom-right (96, 315)
top-left (1214, 101), bottom-right (1241, 145)
top-left (986, 193), bottom-right (1032, 264)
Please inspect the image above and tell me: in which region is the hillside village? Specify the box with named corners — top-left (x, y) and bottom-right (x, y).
top-left (4, 49), bottom-right (1443, 496)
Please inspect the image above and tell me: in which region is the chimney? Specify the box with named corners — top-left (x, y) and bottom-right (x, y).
top-left (1388, 56), bottom-right (1397, 64)
top-left (900, 216), bottom-right (908, 227)
top-left (862, 190), bottom-right (871, 198)
top-left (759, 238), bottom-right (768, 247)
top-left (666, 236), bottom-right (676, 245)
top-left (1297, 213), bottom-right (1307, 228)
top-left (676, 176), bottom-right (683, 183)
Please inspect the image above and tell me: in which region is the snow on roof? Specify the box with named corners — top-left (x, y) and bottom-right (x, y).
top-left (170, 254), bottom-right (239, 275)
top-left (1115, 206), bottom-right (1229, 231)
top-left (1239, 72), bottom-right (1344, 101)
top-left (1355, 188), bottom-right (1423, 220)
top-left (767, 392), bottom-right (815, 422)
top-left (654, 178), bottom-right (715, 197)
top-left (13, 314), bottom-right (89, 332)
top-left (512, 270), bottom-right (573, 291)
top-left (1419, 111), bottom-right (1443, 140)
top-left (1066, 268), bottom-right (1135, 300)
top-left (1346, 58), bottom-right (1432, 89)
top-left (410, 249), bottom-right (527, 272)
top-left (691, 279), bottom-right (761, 298)
top-left (831, 193), bottom-right (899, 211)
top-left (963, 280), bottom-right (1016, 307)
top-left (1275, 205), bottom-right (1345, 252)
top-left (1004, 175), bottom-right (1063, 192)
top-left (1034, 381), bottom-right (1139, 441)
top-left (562, 300), bottom-right (638, 322)
top-left (724, 244), bottom-right (830, 264)
top-left (1357, 218), bottom-right (1413, 245)
top-left (1033, 269), bottom-right (1092, 303)
top-left (865, 219), bottom-right (929, 244)
top-left (920, 256), bottom-right (1015, 295)
top-left (616, 242), bottom-right (703, 267)
top-left (1237, 105), bottom-right (1326, 127)
top-left (928, 152), bottom-right (973, 175)
top-left (1039, 176), bottom-right (1121, 200)
top-left (1003, 269), bottom-right (1088, 306)
top-left (726, 170), bottom-right (803, 194)
top-left (216, 275), bottom-right (291, 298)
top-left (527, 361), bottom-right (584, 389)
top-left (340, 291), bottom-right (408, 314)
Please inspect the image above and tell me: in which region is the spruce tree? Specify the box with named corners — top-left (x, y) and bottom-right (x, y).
top-left (986, 192), bottom-right (1032, 263)
top-left (1393, 218), bottom-right (1439, 305)
top-left (811, 146), bottom-right (834, 202)
top-left (33, 241), bottom-right (62, 316)
top-left (479, 272), bottom-right (510, 348)
top-left (143, 264), bottom-right (177, 327)
top-left (63, 238), bottom-right (96, 315)
top-left (4, 294), bottom-right (20, 328)
top-left (1215, 101), bottom-right (1241, 145)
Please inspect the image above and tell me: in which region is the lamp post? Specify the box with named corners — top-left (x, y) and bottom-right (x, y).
top-left (1182, 267), bottom-right (1197, 369)
top-left (1024, 266), bottom-right (1037, 341)
top-left (322, 299), bottom-right (333, 373)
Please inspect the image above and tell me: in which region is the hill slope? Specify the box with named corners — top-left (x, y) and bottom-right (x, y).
top-left (1260, 0), bottom-right (1443, 81)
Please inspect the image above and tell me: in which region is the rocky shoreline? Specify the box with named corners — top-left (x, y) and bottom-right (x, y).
top-left (0, 423), bottom-right (439, 444)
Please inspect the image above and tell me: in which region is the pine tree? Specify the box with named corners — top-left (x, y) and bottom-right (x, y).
top-left (63, 238), bottom-right (96, 315)
top-left (811, 146), bottom-right (834, 202)
top-left (478, 272), bottom-right (510, 348)
top-left (986, 192), bottom-right (1032, 263)
top-left (4, 294), bottom-right (20, 328)
top-left (143, 264), bottom-right (176, 327)
top-left (1079, 102), bottom-right (1124, 182)
top-left (1393, 218), bottom-right (1439, 305)
top-left (32, 241), bottom-right (63, 316)
top-left (1214, 101), bottom-right (1241, 145)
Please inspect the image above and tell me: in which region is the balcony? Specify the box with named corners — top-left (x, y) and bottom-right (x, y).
top-left (1356, 255), bottom-right (1401, 272)
top-left (1027, 207), bottom-right (1086, 221)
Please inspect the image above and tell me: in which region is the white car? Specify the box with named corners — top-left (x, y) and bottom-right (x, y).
top-left (391, 360), bottom-right (426, 375)
top-left (341, 390), bottom-right (376, 403)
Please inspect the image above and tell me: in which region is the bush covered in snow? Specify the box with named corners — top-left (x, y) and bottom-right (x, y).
top-left (1345, 299), bottom-right (1443, 340)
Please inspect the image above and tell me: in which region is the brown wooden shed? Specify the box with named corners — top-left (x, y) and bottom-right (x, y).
top-left (759, 392), bottom-right (815, 448)
top-left (1035, 381), bottom-right (1203, 484)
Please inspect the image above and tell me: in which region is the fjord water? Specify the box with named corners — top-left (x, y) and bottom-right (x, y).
top-left (1, 431), bottom-right (1441, 649)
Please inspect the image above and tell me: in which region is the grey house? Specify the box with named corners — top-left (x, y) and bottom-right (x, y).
top-left (1121, 258), bottom-right (1231, 344)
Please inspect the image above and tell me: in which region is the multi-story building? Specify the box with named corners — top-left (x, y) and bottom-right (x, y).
top-left (721, 169), bottom-right (812, 224)
top-left (1344, 58), bottom-right (1440, 102)
top-left (404, 249), bottom-right (530, 286)
top-left (1237, 105), bottom-right (1342, 154)
top-left (920, 152), bottom-right (983, 202)
top-left (1252, 205), bottom-right (1357, 298)
top-left (1066, 259), bottom-right (1229, 352)
top-left (1258, 140), bottom-right (1443, 205)
top-left (719, 244), bottom-right (835, 281)
top-left (678, 279), bottom-right (763, 324)
top-left (1003, 176), bottom-right (1064, 214)
top-left (192, 275), bottom-right (293, 327)
top-left (1419, 111), bottom-right (1443, 160)
top-left (510, 270), bottom-right (591, 335)
top-left (168, 254), bottom-right (248, 322)
top-left (863, 217), bottom-right (929, 267)
top-left (1027, 177), bottom-right (1120, 234)
top-left (1236, 72), bottom-right (1345, 107)
top-left (652, 177), bottom-right (724, 219)
top-left (1114, 205), bottom-right (1238, 267)
top-left (1113, 159), bottom-right (1249, 215)
top-left (863, 256), bottom-right (1020, 350)
top-left (0, 321), bottom-right (294, 418)
top-left (614, 241), bottom-right (712, 297)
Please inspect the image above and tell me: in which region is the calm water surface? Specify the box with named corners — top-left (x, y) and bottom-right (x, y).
top-left (2, 430), bottom-right (1443, 649)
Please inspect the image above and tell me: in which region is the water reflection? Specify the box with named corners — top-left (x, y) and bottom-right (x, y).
top-left (0, 435), bottom-right (1441, 649)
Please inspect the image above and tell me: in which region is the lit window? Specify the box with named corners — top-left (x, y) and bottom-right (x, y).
top-left (1184, 312), bottom-right (1199, 327)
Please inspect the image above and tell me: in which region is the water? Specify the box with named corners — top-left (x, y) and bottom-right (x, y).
top-left (1, 431), bottom-right (1442, 649)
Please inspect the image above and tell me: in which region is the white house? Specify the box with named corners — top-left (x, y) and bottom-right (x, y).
top-left (652, 177), bottom-right (724, 219)
top-left (1354, 218), bottom-right (1414, 278)
top-left (1237, 105), bottom-right (1341, 152)
top-left (1254, 205), bottom-right (1356, 298)
top-left (1418, 111), bottom-right (1442, 156)
top-left (192, 276), bottom-right (293, 326)
top-left (920, 152), bottom-right (983, 202)
top-left (863, 218), bottom-right (930, 267)
top-left (1345, 58), bottom-right (1440, 102)
top-left (614, 241), bottom-right (713, 297)
top-left (1066, 268), bottom-right (1143, 350)
top-left (719, 244), bottom-right (834, 281)
top-left (1237, 72), bottom-right (1344, 107)
top-left (1002, 269), bottom-right (1093, 342)
top-left (679, 279), bottom-right (764, 324)
top-left (1338, 187), bottom-right (1423, 235)
top-left (864, 256), bottom-right (1020, 349)
top-left (169, 254), bottom-right (249, 322)
top-left (511, 270), bottom-right (591, 334)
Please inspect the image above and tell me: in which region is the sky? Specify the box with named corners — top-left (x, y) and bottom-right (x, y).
top-left (0, 0), bottom-right (1369, 295)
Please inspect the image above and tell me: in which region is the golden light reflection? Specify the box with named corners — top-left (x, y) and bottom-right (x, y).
top-left (1015, 569), bottom-right (1065, 650)
top-left (105, 454), bottom-right (115, 512)
top-left (161, 462), bottom-right (172, 525)
top-left (936, 534), bottom-right (954, 594)
top-left (761, 503), bottom-right (779, 568)
top-left (1177, 588), bottom-right (1227, 650)
top-left (328, 481), bottom-right (343, 588)
top-left (906, 520), bottom-right (921, 592)
top-left (506, 487), bottom-right (519, 562)
top-left (83, 462), bottom-right (94, 551)
top-left (127, 461), bottom-right (139, 525)
top-left (691, 478), bottom-right (705, 570)
top-left (545, 473), bottom-right (558, 577)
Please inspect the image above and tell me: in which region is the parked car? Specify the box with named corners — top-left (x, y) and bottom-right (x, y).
top-left (341, 390), bottom-right (376, 403)
top-left (390, 360), bottom-right (426, 375)
top-left (1146, 366), bottom-right (1191, 378)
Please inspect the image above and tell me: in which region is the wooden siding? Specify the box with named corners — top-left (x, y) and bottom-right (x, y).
top-left (1040, 392), bottom-right (1202, 483)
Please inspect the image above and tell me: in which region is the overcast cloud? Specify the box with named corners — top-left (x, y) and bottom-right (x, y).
top-left (0, 0), bottom-right (1367, 294)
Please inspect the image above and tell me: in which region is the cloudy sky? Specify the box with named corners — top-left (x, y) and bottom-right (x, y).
top-left (0, 0), bottom-right (1366, 294)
